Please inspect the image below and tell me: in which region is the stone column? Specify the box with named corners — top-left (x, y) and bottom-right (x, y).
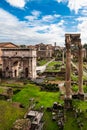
top-left (20, 58), bottom-right (24, 78)
top-left (78, 42), bottom-right (84, 95)
top-left (28, 58), bottom-right (32, 78)
top-left (31, 57), bottom-right (37, 79)
top-left (64, 34), bottom-right (72, 109)
top-left (65, 40), bottom-right (71, 99)
top-left (62, 49), bottom-right (64, 64)
top-left (9, 57), bottom-right (12, 78)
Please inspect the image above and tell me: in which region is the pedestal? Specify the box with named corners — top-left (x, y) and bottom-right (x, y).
top-left (64, 98), bottom-right (72, 110)
top-left (78, 93), bottom-right (84, 100)
top-left (72, 93), bottom-right (84, 100)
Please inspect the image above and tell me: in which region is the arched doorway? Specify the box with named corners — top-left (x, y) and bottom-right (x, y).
top-left (5, 67), bottom-right (9, 78)
top-left (14, 70), bottom-right (17, 77)
top-left (25, 68), bottom-right (28, 78)
top-left (12, 61), bottom-right (19, 78)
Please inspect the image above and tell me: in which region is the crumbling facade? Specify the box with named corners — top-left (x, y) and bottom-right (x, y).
top-left (1, 48), bottom-right (36, 79)
top-left (65, 34), bottom-right (84, 106)
top-left (35, 43), bottom-right (53, 59)
top-left (0, 42), bottom-right (18, 66)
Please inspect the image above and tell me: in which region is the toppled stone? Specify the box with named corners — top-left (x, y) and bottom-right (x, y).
top-left (12, 119), bottom-right (31, 130)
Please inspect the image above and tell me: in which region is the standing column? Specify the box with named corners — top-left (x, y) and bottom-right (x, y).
top-left (20, 58), bottom-right (24, 78)
top-left (29, 58), bottom-right (32, 78)
top-left (65, 35), bottom-right (72, 99)
top-left (9, 58), bottom-right (12, 78)
top-left (78, 42), bottom-right (84, 95)
top-left (62, 49), bottom-right (64, 64)
top-left (65, 45), bottom-right (71, 99)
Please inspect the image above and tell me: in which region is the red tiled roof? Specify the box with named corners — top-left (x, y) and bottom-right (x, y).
top-left (0, 42), bottom-right (19, 48)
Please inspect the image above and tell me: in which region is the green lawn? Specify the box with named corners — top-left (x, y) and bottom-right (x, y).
top-left (0, 87), bottom-right (4, 93)
top-left (64, 111), bottom-right (79, 130)
top-left (12, 83), bottom-right (62, 130)
top-left (37, 59), bottom-right (48, 66)
top-left (46, 61), bottom-right (62, 72)
top-left (0, 100), bottom-right (24, 130)
top-left (12, 83), bottom-right (62, 108)
top-left (1, 81), bottom-right (87, 130)
top-left (43, 111), bottom-right (58, 130)
top-left (47, 61), bottom-right (62, 67)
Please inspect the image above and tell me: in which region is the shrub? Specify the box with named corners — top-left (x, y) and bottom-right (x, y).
top-left (83, 85), bottom-right (87, 93)
top-left (72, 85), bottom-right (78, 92)
top-left (41, 83), bottom-right (59, 92)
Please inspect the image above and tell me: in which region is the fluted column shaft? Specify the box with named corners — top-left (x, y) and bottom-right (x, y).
top-left (78, 43), bottom-right (84, 94)
top-left (65, 45), bottom-right (71, 99)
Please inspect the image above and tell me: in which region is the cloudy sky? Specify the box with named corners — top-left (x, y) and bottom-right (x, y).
top-left (0, 0), bottom-right (87, 46)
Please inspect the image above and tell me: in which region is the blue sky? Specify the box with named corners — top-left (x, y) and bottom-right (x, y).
top-left (0, 0), bottom-right (87, 46)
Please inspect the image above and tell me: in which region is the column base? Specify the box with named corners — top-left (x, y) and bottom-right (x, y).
top-left (78, 93), bottom-right (84, 100)
top-left (72, 93), bottom-right (84, 100)
top-left (64, 98), bottom-right (72, 110)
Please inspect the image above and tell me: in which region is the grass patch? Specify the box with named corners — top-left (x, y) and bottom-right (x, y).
top-left (47, 61), bottom-right (62, 67)
top-left (13, 83), bottom-right (62, 109)
top-left (71, 74), bottom-right (78, 81)
top-left (1, 80), bottom-right (87, 130)
top-left (12, 83), bottom-right (63, 130)
top-left (72, 85), bottom-right (87, 93)
top-left (37, 59), bottom-right (48, 66)
top-left (73, 100), bottom-right (87, 111)
top-left (43, 111), bottom-right (58, 130)
top-left (64, 111), bottom-right (79, 130)
top-left (46, 61), bottom-right (62, 72)
top-left (0, 87), bottom-right (4, 94)
top-left (0, 100), bottom-right (24, 130)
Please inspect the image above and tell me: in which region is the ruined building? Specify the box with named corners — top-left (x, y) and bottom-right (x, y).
top-left (1, 47), bottom-right (37, 79)
top-left (0, 42), bottom-right (18, 67)
top-left (35, 43), bottom-right (53, 59)
top-left (65, 34), bottom-right (84, 108)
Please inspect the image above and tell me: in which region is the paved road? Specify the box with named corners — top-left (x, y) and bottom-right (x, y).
top-left (36, 58), bottom-right (55, 73)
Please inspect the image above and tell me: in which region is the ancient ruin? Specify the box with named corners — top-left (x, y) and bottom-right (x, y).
top-left (26, 110), bottom-right (44, 130)
top-left (1, 48), bottom-right (37, 79)
top-left (12, 119), bottom-right (31, 130)
top-left (65, 34), bottom-right (84, 108)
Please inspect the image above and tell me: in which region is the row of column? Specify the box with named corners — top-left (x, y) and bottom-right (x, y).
top-left (65, 34), bottom-right (84, 100)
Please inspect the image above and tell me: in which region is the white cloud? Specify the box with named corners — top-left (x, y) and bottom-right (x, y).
top-left (68, 0), bottom-right (87, 14)
top-left (25, 10), bottom-right (41, 21)
top-left (56, 0), bottom-right (87, 14)
top-left (5, 0), bottom-right (28, 8)
top-left (77, 18), bottom-right (87, 44)
top-left (77, 17), bottom-right (87, 22)
top-left (31, 10), bottom-right (41, 17)
top-left (56, 0), bottom-right (67, 3)
top-left (42, 14), bottom-right (60, 22)
top-left (0, 8), bottom-right (65, 46)
top-left (25, 13), bottom-right (60, 26)
top-left (1, 7), bottom-right (87, 46)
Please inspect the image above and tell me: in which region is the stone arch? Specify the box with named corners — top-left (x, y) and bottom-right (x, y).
top-left (14, 69), bottom-right (17, 77)
top-left (25, 68), bottom-right (28, 78)
top-left (12, 61), bottom-right (19, 78)
top-left (6, 67), bottom-right (9, 71)
top-left (5, 66), bottom-right (9, 78)
top-left (13, 61), bottom-right (18, 66)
